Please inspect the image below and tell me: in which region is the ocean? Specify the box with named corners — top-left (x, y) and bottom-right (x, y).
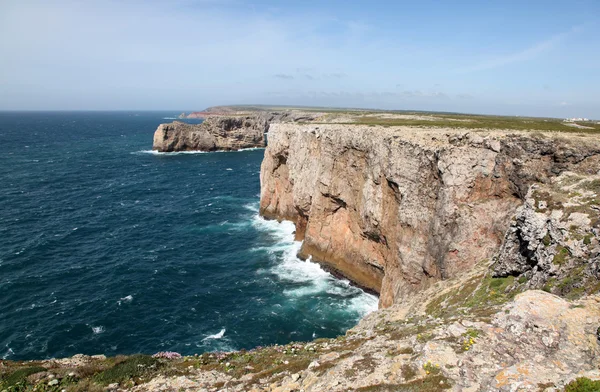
top-left (0, 111), bottom-right (377, 361)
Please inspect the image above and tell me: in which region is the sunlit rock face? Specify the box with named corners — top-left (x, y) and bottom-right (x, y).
top-left (153, 116), bottom-right (268, 152)
top-left (259, 123), bottom-right (600, 307)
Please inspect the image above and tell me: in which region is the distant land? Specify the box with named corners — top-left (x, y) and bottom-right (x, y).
top-left (178, 105), bottom-right (600, 133)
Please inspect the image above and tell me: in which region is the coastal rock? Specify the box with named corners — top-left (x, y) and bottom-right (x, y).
top-left (492, 172), bottom-right (600, 297)
top-left (259, 124), bottom-right (600, 307)
top-left (152, 115), bottom-right (269, 152)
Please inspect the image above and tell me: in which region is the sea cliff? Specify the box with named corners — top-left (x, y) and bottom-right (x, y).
top-left (152, 116), bottom-right (268, 152)
top-left (259, 123), bottom-right (600, 307)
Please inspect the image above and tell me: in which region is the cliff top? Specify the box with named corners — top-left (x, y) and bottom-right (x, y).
top-left (181, 105), bottom-right (600, 133)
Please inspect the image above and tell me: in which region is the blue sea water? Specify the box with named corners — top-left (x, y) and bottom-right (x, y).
top-left (0, 112), bottom-right (377, 361)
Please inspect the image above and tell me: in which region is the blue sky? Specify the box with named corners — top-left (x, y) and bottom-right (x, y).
top-left (1, 0), bottom-right (599, 118)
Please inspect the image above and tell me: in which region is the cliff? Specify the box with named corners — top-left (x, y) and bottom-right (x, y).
top-left (153, 111), bottom-right (323, 152)
top-left (259, 124), bottom-right (600, 307)
top-left (152, 115), bottom-right (268, 152)
top-left (492, 172), bottom-right (600, 297)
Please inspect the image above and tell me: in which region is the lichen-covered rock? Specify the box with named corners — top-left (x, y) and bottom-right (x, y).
top-left (260, 124), bottom-right (600, 307)
top-left (493, 172), bottom-right (600, 298)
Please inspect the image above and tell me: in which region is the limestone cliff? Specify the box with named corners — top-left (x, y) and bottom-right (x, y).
top-left (259, 124), bottom-right (600, 307)
top-left (152, 115), bottom-right (268, 152)
top-left (492, 172), bottom-right (600, 297)
top-left (153, 111), bottom-right (323, 152)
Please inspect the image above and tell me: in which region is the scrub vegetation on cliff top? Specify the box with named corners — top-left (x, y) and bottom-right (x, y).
top-left (200, 105), bottom-right (600, 133)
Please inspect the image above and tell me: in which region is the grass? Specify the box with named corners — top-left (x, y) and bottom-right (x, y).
top-left (345, 113), bottom-right (600, 133)
top-left (0, 366), bottom-right (46, 389)
top-left (354, 374), bottom-right (451, 391)
top-left (211, 104), bottom-right (600, 133)
top-left (564, 377), bottom-right (600, 392)
top-left (92, 354), bottom-right (160, 386)
top-left (553, 246), bottom-right (571, 266)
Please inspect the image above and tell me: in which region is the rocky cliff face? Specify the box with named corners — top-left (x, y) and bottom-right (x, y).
top-left (492, 172), bottom-right (600, 298)
top-left (153, 112), bottom-right (324, 152)
top-left (260, 124), bottom-right (600, 307)
top-left (152, 115), bottom-right (269, 152)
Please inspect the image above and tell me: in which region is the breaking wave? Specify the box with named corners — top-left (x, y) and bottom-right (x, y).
top-left (251, 212), bottom-right (378, 318)
top-left (202, 328), bottom-right (226, 341)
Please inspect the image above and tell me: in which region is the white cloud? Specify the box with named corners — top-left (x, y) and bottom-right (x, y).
top-left (456, 25), bottom-right (584, 73)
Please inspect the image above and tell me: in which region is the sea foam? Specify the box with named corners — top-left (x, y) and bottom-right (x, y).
top-left (251, 212), bottom-right (378, 317)
top-left (202, 328), bottom-right (226, 341)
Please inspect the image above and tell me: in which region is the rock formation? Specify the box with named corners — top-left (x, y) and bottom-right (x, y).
top-left (153, 111), bottom-right (323, 152)
top-left (152, 115), bottom-right (269, 152)
top-left (492, 172), bottom-right (600, 297)
top-left (259, 124), bottom-right (600, 307)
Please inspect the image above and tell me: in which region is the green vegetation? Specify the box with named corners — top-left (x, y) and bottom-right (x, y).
top-left (564, 377), bottom-right (600, 392)
top-left (344, 113), bottom-right (600, 133)
top-left (210, 105), bottom-right (600, 133)
top-left (92, 355), bottom-right (160, 386)
top-left (0, 366), bottom-right (46, 389)
top-left (461, 330), bottom-right (479, 352)
top-left (354, 374), bottom-right (451, 391)
top-left (553, 246), bottom-right (570, 266)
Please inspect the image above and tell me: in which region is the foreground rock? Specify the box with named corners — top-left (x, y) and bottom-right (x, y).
top-left (260, 124), bottom-right (600, 307)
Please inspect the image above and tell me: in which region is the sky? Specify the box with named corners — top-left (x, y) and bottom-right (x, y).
top-left (1, 0), bottom-right (599, 118)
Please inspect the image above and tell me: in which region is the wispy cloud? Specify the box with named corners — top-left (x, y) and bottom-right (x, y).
top-left (274, 74), bottom-right (294, 80)
top-left (456, 25), bottom-right (584, 73)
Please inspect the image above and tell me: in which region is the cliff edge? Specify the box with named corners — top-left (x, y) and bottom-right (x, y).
top-left (259, 124), bottom-right (600, 307)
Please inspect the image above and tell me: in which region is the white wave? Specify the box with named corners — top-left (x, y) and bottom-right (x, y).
top-left (244, 202), bottom-right (259, 213)
top-left (132, 150), bottom-right (209, 156)
top-left (2, 346), bottom-right (14, 360)
top-left (162, 117), bottom-right (178, 119)
top-left (237, 147), bottom-right (265, 151)
top-left (132, 147), bottom-right (264, 156)
top-left (226, 168), bottom-right (233, 171)
top-left (92, 326), bottom-right (105, 334)
top-left (118, 295), bottom-right (133, 305)
top-left (251, 214), bottom-right (378, 318)
top-left (349, 293), bottom-right (379, 316)
top-left (202, 328), bottom-right (226, 341)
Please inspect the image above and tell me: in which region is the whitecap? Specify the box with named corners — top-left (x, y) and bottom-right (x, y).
top-left (202, 328), bottom-right (226, 341)
top-left (92, 326), bottom-right (105, 334)
top-left (118, 295), bottom-right (133, 305)
top-left (225, 168), bottom-right (233, 171)
top-left (251, 214), bottom-right (378, 318)
top-left (132, 150), bottom-right (209, 156)
top-left (237, 147), bottom-right (265, 151)
top-left (243, 202), bottom-right (259, 213)
top-left (2, 346), bottom-right (14, 360)
top-left (162, 117), bottom-right (178, 119)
